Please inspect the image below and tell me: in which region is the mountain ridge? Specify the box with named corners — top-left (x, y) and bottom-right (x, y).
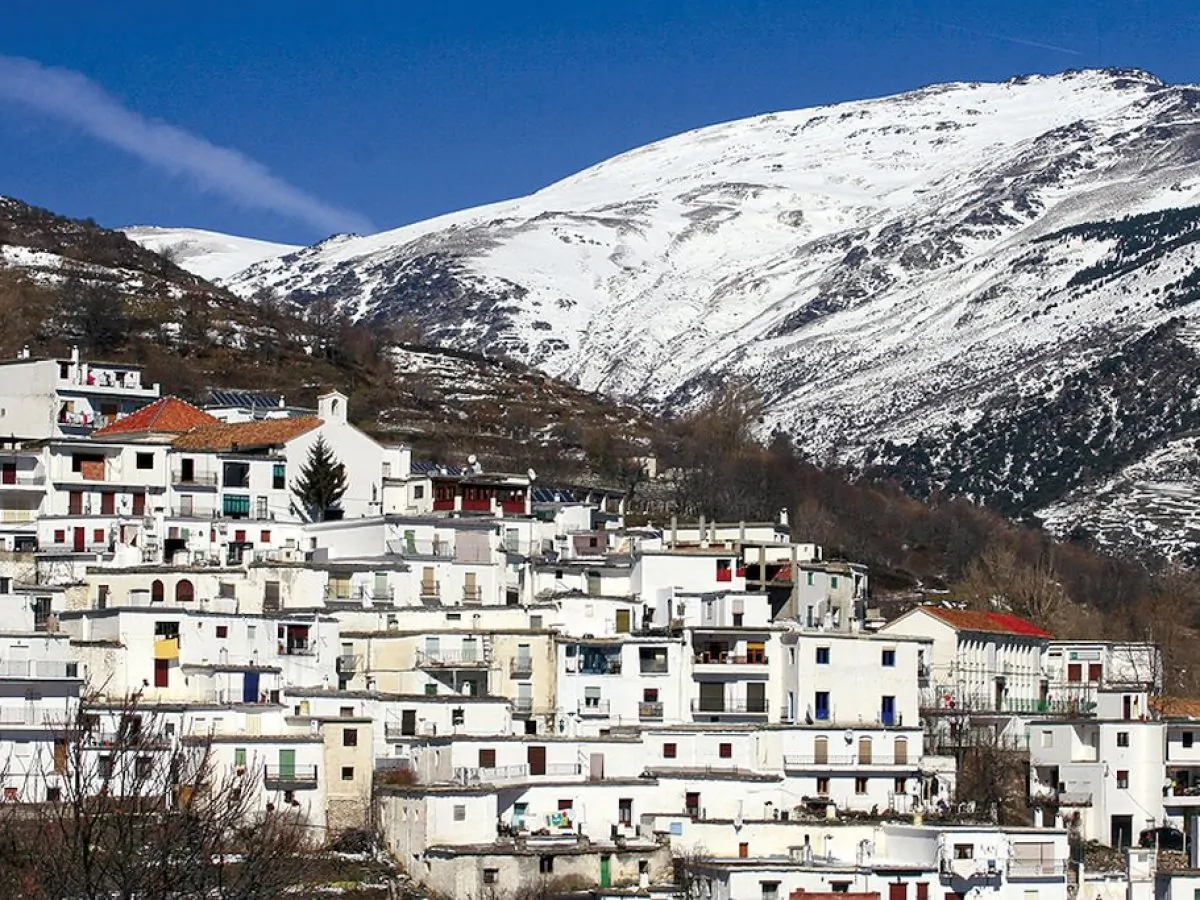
top-left (127, 67), bottom-right (1200, 559)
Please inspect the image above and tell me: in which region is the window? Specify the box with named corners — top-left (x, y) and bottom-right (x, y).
top-left (135, 755), bottom-right (153, 778)
top-left (816, 776), bottom-right (830, 795)
top-left (584, 686), bottom-right (602, 708)
top-left (1185, 732), bottom-right (1195, 749)
top-left (831, 883), bottom-right (851, 893)
top-left (762, 883), bottom-right (780, 900)
top-left (93, 528), bottom-right (105, 544)
top-left (343, 727), bottom-right (358, 747)
top-left (954, 844), bottom-right (974, 860)
top-left (830, 576), bottom-right (839, 589)
top-left (816, 646), bottom-right (830, 665)
top-left (222, 494), bottom-right (250, 517)
top-left (342, 766), bottom-right (355, 781)
top-left (539, 856), bottom-right (554, 874)
top-left (45, 787), bottom-right (61, 802)
top-left (663, 742), bottom-right (677, 759)
top-left (175, 579), bottom-right (194, 603)
top-left (814, 691), bottom-right (830, 721)
top-left (618, 797), bottom-right (633, 824)
top-left (97, 756), bottom-right (113, 779)
top-left (917, 884), bottom-right (929, 900)
top-left (855, 777), bottom-right (868, 794)
top-left (234, 748), bottom-right (246, 769)
top-left (54, 530), bottom-right (64, 544)
top-left (483, 869), bottom-right (498, 885)
top-left (216, 625), bottom-right (228, 639)
top-left (1088, 663), bottom-right (1103, 682)
top-left (1040, 730), bottom-right (1053, 749)
top-left (895, 777), bottom-right (908, 793)
top-left (1067, 663), bottom-right (1082, 682)
top-left (260, 530), bottom-right (271, 543)
top-left (453, 804), bottom-right (466, 821)
top-left (223, 461), bottom-right (251, 488)
top-left (1117, 770), bottom-right (1129, 789)
top-left (136, 452), bottom-right (153, 470)
top-left (1117, 732), bottom-right (1129, 747)
top-left (413, 485), bottom-right (425, 499)
top-left (882, 649), bottom-right (896, 667)
top-left (272, 464), bottom-right (285, 490)
top-left (716, 559), bottom-right (732, 582)
top-left (719, 742), bottom-right (732, 759)
top-left (452, 708), bottom-right (465, 726)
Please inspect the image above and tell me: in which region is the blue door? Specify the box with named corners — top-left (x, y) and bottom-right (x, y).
top-left (243, 671), bottom-right (260, 703)
top-left (881, 695), bottom-right (895, 726)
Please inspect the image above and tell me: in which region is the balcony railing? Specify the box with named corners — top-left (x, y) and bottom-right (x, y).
top-left (639, 701), bottom-right (664, 720)
top-left (325, 585), bottom-right (394, 603)
top-left (170, 471), bottom-right (218, 487)
top-left (578, 700), bottom-right (611, 717)
top-left (0, 474), bottom-right (45, 487)
top-left (692, 654), bottom-right (768, 666)
top-left (691, 698), bottom-right (768, 716)
top-left (462, 587), bottom-right (483, 604)
top-left (1006, 861), bottom-right (1068, 878)
top-left (0, 660), bottom-right (79, 679)
top-left (510, 658), bottom-right (534, 677)
top-left (454, 764), bottom-right (529, 785)
top-left (783, 754), bottom-right (913, 768)
top-left (263, 765), bottom-right (319, 790)
top-left (336, 654), bottom-right (361, 674)
top-left (419, 582), bottom-right (441, 602)
top-left (416, 649), bottom-right (489, 668)
top-left (512, 697), bottom-right (534, 715)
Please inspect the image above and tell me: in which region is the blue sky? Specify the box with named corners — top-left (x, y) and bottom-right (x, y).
top-left (0, 0), bottom-right (1195, 243)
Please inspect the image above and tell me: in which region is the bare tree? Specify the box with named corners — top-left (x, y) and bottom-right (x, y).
top-left (0, 693), bottom-right (319, 900)
top-left (956, 545), bottom-right (1067, 630)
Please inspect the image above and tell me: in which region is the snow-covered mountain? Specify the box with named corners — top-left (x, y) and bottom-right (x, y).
top-left (176, 68), bottom-right (1200, 559)
top-left (123, 226), bottom-right (298, 283)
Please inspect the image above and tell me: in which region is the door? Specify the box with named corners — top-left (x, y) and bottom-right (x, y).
top-left (590, 753), bottom-right (605, 781)
top-left (400, 709), bottom-right (416, 736)
top-left (890, 884), bottom-right (908, 900)
top-left (73, 527), bottom-right (85, 552)
top-left (464, 571), bottom-right (478, 602)
top-left (513, 802), bottom-right (527, 829)
top-left (1123, 696), bottom-right (1133, 720)
top-left (747, 681), bottom-right (766, 713)
top-left (1111, 814), bottom-right (1133, 848)
top-left (243, 671), bottom-right (260, 704)
top-left (179, 494), bottom-right (193, 516)
top-left (600, 855), bottom-right (611, 888)
top-left (699, 682), bottom-right (724, 713)
top-left (859, 737), bottom-right (873, 764)
top-left (101, 492), bottom-right (115, 515)
top-left (278, 748), bottom-right (296, 780)
top-left (373, 572), bottom-right (389, 599)
top-left (180, 458), bottom-right (194, 482)
top-left (462, 637), bottom-right (478, 663)
top-left (132, 493), bottom-right (145, 515)
top-left (895, 737), bottom-right (908, 765)
top-left (615, 609), bottom-right (631, 633)
top-left (527, 745), bottom-right (546, 776)
top-left (69, 491), bottom-right (83, 515)
top-left (881, 695), bottom-right (896, 726)
top-left (814, 736), bottom-right (829, 764)
top-left (0, 463), bottom-right (14, 485)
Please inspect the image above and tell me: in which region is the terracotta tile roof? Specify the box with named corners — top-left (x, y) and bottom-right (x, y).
top-left (1151, 696), bottom-right (1200, 719)
top-left (917, 606), bottom-right (1053, 639)
top-left (171, 417), bottom-right (322, 452)
top-left (93, 397), bottom-right (220, 437)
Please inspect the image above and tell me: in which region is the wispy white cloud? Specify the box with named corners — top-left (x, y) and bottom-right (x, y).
top-left (923, 20), bottom-right (1083, 57)
top-left (0, 55), bottom-right (373, 235)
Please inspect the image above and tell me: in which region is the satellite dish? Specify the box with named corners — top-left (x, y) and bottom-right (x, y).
top-left (527, 468), bottom-right (537, 482)
top-left (467, 454), bottom-right (478, 466)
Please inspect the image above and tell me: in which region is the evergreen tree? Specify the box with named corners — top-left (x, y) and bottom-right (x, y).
top-left (292, 436), bottom-right (347, 521)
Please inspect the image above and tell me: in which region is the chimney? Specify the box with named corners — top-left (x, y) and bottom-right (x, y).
top-left (278, 395), bottom-right (285, 408)
top-left (698, 515), bottom-right (707, 549)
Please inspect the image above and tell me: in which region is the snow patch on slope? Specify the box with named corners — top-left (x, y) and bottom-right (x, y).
top-left (123, 226), bottom-right (299, 283)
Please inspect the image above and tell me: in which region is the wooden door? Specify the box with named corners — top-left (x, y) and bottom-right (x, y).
top-left (615, 609), bottom-right (631, 633)
top-left (73, 527), bottom-right (85, 552)
top-left (889, 884), bottom-right (908, 900)
top-left (527, 745), bottom-right (546, 776)
top-left (589, 753), bottom-right (605, 781)
top-left (859, 736), bottom-right (873, 764)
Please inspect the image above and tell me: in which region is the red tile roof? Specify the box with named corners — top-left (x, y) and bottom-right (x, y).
top-left (171, 417), bottom-right (322, 452)
top-left (93, 397), bottom-right (220, 437)
top-left (917, 606), bottom-right (1053, 638)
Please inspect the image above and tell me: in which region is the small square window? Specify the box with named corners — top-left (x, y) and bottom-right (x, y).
top-left (215, 625), bottom-right (228, 639)
top-left (663, 742), bottom-right (677, 759)
top-left (1184, 732), bottom-right (1194, 748)
top-left (954, 844), bottom-right (974, 860)
top-left (413, 485), bottom-right (425, 499)
top-left (260, 530), bottom-right (271, 543)
top-left (54, 530), bottom-right (64, 543)
top-left (340, 706), bottom-right (354, 717)
top-left (881, 649), bottom-right (896, 667)
top-left (1117, 732), bottom-right (1129, 747)
top-left (816, 776), bottom-right (830, 795)
top-left (341, 766), bottom-right (354, 781)
top-left (894, 777), bottom-right (907, 793)
top-left (539, 856), bottom-right (554, 874)
top-left (1117, 770), bottom-right (1129, 789)
top-left (483, 869), bottom-right (498, 885)
top-left (93, 529), bottom-right (105, 543)
top-left (719, 742), bottom-right (732, 759)
top-left (135, 452), bottom-right (153, 470)
top-left (816, 647), bottom-right (830, 665)
top-left (45, 786), bottom-right (61, 802)
top-left (343, 727), bottom-right (358, 747)
top-left (855, 777), bottom-right (868, 794)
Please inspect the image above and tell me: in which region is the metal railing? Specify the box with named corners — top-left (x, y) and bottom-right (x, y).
top-left (0, 474), bottom-right (44, 487)
top-left (336, 654), bottom-right (361, 674)
top-left (510, 658), bottom-right (534, 677)
top-left (454, 764), bottom-right (528, 785)
top-left (783, 753), bottom-right (913, 768)
top-left (512, 698), bottom-right (533, 715)
top-left (419, 582), bottom-right (441, 601)
top-left (691, 698), bottom-right (768, 715)
top-left (263, 765), bottom-right (319, 790)
top-left (462, 587), bottom-right (483, 604)
top-left (170, 471), bottom-right (218, 486)
top-left (415, 649), bottom-right (489, 668)
top-left (692, 654), bottom-right (768, 666)
top-left (578, 700), bottom-right (611, 717)
top-left (639, 701), bottom-right (664, 720)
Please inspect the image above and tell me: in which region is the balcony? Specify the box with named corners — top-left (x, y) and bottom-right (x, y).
top-left (510, 658), bottom-right (534, 677)
top-left (692, 653), bottom-right (768, 673)
top-left (639, 701), bottom-right (664, 720)
top-left (1165, 784), bottom-right (1200, 806)
top-left (325, 585), bottom-right (394, 604)
top-left (462, 587), bottom-right (483, 605)
top-left (0, 474), bottom-right (45, 490)
top-left (512, 697), bottom-right (534, 716)
top-left (170, 471), bottom-right (218, 488)
top-left (690, 698), bottom-right (768, 717)
top-left (0, 660), bottom-right (79, 679)
top-left (336, 654), bottom-right (361, 674)
top-left (415, 649), bottom-right (489, 669)
top-left (1007, 861), bottom-right (1068, 878)
top-left (783, 753), bottom-right (914, 770)
top-left (454, 764), bottom-right (529, 785)
top-left (578, 700), bottom-right (611, 717)
top-left (264, 765), bottom-right (319, 791)
top-left (419, 582), bottom-right (441, 603)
